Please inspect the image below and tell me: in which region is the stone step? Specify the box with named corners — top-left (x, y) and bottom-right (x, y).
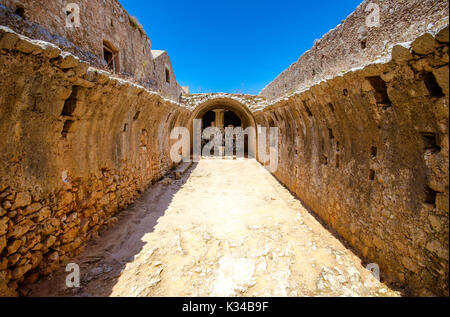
top-left (173, 161), bottom-right (193, 179)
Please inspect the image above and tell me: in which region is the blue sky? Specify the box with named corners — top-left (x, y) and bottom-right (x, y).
top-left (120, 0), bottom-right (363, 95)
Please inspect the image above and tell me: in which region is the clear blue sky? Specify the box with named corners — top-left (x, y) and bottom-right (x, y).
top-left (120, 0), bottom-right (363, 95)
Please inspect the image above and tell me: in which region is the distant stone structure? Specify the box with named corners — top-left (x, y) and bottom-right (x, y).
top-left (151, 50), bottom-right (183, 102)
top-left (181, 86), bottom-right (190, 95)
top-left (0, 0), bottom-right (183, 101)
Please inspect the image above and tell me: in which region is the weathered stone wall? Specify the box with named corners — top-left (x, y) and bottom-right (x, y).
top-left (151, 50), bottom-right (184, 103)
top-left (0, 0), bottom-right (153, 80)
top-left (0, 27), bottom-right (190, 296)
top-left (260, 0), bottom-right (449, 102)
top-left (255, 27), bottom-right (449, 296)
top-left (0, 3), bottom-right (105, 69)
top-left (0, 0), bottom-right (184, 102)
top-left (182, 93), bottom-right (266, 113)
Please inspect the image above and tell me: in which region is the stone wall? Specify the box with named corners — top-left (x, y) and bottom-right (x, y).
top-left (0, 3), bottom-right (105, 69)
top-left (0, 27), bottom-right (190, 296)
top-left (254, 27), bottom-right (449, 296)
top-left (151, 50), bottom-right (184, 103)
top-left (0, 0), bottom-right (184, 102)
top-left (260, 0), bottom-right (449, 102)
top-left (0, 0), bottom-right (152, 80)
top-left (182, 93), bottom-right (266, 112)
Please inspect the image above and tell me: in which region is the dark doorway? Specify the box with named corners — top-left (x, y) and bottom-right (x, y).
top-left (15, 7), bottom-right (25, 18)
top-left (224, 111), bottom-right (241, 128)
top-left (202, 111), bottom-right (216, 129)
top-left (103, 41), bottom-right (119, 73)
top-left (224, 111), bottom-right (245, 156)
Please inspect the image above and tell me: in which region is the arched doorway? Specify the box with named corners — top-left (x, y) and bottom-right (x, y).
top-left (201, 110), bottom-right (243, 130)
top-left (188, 97), bottom-right (257, 159)
top-left (201, 111), bottom-right (216, 129)
top-left (200, 109), bottom-right (245, 155)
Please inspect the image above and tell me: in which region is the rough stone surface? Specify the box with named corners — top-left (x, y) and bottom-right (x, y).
top-left (254, 30), bottom-right (449, 296)
top-left (26, 160), bottom-right (399, 297)
top-left (0, 28), bottom-right (190, 296)
top-left (260, 0), bottom-right (449, 101)
top-left (0, 2), bottom-right (183, 101)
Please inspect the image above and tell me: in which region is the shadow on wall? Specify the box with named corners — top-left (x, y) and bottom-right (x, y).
top-left (24, 163), bottom-right (198, 297)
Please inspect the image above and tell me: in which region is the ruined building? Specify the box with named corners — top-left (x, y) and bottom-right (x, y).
top-left (0, 0), bottom-right (448, 297)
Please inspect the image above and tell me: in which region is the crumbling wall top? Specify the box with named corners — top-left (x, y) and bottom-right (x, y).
top-left (260, 0), bottom-right (449, 102)
top-left (182, 93), bottom-right (266, 113)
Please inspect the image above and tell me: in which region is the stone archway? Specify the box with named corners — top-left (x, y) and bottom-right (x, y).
top-left (187, 97), bottom-right (258, 158)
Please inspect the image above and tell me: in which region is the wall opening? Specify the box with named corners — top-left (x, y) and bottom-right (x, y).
top-left (371, 146), bottom-right (378, 158)
top-left (424, 187), bottom-right (437, 207)
top-left (421, 132), bottom-right (441, 153)
top-left (328, 103), bottom-right (335, 113)
top-left (103, 41), bottom-right (119, 73)
top-left (61, 87), bottom-right (79, 116)
top-left (140, 129), bottom-right (148, 147)
top-left (366, 76), bottom-right (391, 107)
top-left (65, 7), bottom-right (75, 24)
top-left (188, 98), bottom-right (257, 158)
top-left (224, 111), bottom-right (242, 128)
top-left (202, 111), bottom-right (216, 128)
top-left (360, 39), bottom-right (367, 50)
top-left (328, 128), bottom-right (334, 140)
top-left (165, 68), bottom-right (170, 84)
top-left (369, 169), bottom-right (376, 181)
top-left (133, 111), bottom-right (140, 121)
top-left (422, 72), bottom-right (444, 97)
top-left (14, 6), bottom-right (25, 19)
top-left (200, 110), bottom-right (243, 129)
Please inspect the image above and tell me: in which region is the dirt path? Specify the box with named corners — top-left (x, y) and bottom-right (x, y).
top-left (27, 159), bottom-right (400, 297)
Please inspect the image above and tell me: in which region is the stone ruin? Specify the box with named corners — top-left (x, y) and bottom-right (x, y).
top-left (0, 0), bottom-right (448, 297)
